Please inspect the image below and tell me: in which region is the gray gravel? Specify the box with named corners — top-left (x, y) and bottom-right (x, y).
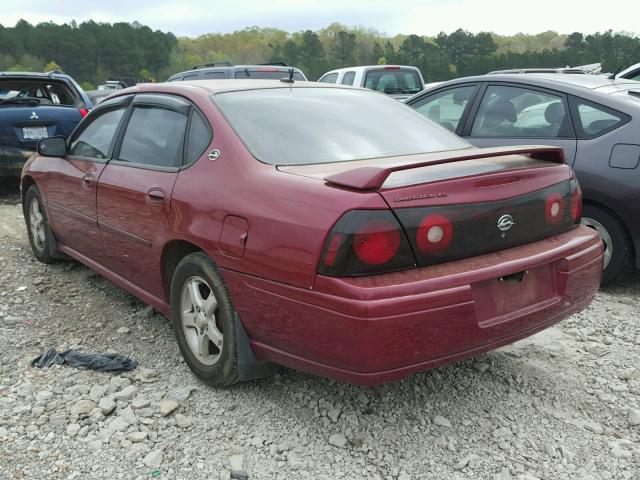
top-left (1, 196), bottom-right (639, 479)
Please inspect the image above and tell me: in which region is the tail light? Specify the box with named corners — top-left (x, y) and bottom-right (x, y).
top-left (318, 210), bottom-right (415, 276)
top-left (79, 108), bottom-right (89, 118)
top-left (545, 193), bottom-right (565, 225)
top-left (416, 214), bottom-right (453, 254)
top-left (570, 177), bottom-right (582, 223)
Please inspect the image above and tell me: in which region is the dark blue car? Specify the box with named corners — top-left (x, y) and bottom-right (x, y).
top-left (0, 71), bottom-right (92, 178)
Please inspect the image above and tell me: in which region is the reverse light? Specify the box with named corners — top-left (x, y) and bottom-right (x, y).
top-left (416, 214), bottom-right (453, 254)
top-left (545, 193), bottom-right (565, 224)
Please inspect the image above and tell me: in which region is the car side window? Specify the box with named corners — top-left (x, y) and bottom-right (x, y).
top-left (471, 85), bottom-right (570, 138)
top-left (341, 71), bottom-right (356, 86)
top-left (412, 86), bottom-right (476, 132)
top-left (118, 106), bottom-right (188, 168)
top-left (69, 107), bottom-right (126, 159)
top-left (574, 99), bottom-right (626, 138)
top-left (318, 73), bottom-right (338, 84)
top-left (204, 71), bottom-right (225, 79)
top-left (186, 110), bottom-right (212, 164)
top-left (183, 73), bottom-right (200, 80)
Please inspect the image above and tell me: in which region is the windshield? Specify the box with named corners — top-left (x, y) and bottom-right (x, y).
top-left (214, 87), bottom-right (469, 165)
top-left (364, 68), bottom-right (423, 95)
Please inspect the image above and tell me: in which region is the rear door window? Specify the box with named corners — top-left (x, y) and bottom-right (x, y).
top-left (204, 71), bottom-right (226, 79)
top-left (572, 98), bottom-right (628, 138)
top-left (411, 85), bottom-right (476, 132)
top-left (470, 85), bottom-right (571, 138)
top-left (69, 107), bottom-right (126, 159)
top-left (341, 71), bottom-right (356, 85)
top-left (118, 106), bottom-right (188, 168)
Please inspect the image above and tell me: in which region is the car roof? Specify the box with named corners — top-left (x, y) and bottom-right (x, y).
top-left (434, 72), bottom-right (640, 94)
top-left (120, 79), bottom-right (365, 96)
top-left (0, 71), bottom-right (72, 80)
top-left (323, 65), bottom-right (420, 75)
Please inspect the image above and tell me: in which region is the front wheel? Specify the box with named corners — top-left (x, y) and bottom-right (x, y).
top-left (170, 252), bottom-right (240, 386)
top-left (581, 205), bottom-right (633, 285)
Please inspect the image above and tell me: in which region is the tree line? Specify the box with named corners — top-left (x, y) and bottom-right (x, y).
top-left (0, 20), bottom-right (639, 88)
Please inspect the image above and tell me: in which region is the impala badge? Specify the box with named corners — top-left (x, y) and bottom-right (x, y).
top-left (497, 214), bottom-right (515, 232)
top-left (30, 111), bottom-right (39, 120)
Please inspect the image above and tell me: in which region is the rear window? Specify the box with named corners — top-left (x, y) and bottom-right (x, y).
top-left (214, 87), bottom-right (469, 165)
top-left (364, 69), bottom-right (422, 95)
top-left (0, 79), bottom-right (77, 106)
top-left (233, 69), bottom-right (304, 80)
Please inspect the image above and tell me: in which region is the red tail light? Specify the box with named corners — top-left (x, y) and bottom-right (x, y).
top-left (570, 177), bottom-right (582, 223)
top-left (318, 210), bottom-right (415, 276)
top-left (354, 220), bottom-right (400, 265)
top-left (416, 214), bottom-right (453, 254)
top-left (79, 108), bottom-right (89, 118)
top-left (545, 193), bottom-right (565, 225)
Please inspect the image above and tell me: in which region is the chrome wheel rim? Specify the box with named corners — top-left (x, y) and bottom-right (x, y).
top-left (29, 198), bottom-right (46, 254)
top-left (180, 276), bottom-right (223, 365)
top-left (581, 217), bottom-right (612, 270)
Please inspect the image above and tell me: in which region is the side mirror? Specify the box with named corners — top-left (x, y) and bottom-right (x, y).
top-left (37, 136), bottom-right (67, 157)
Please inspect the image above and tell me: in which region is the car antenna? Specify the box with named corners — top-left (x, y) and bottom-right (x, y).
top-left (608, 65), bottom-right (624, 80)
top-left (281, 66), bottom-right (295, 84)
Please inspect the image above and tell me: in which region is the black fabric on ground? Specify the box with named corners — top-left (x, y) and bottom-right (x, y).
top-left (31, 347), bottom-right (138, 373)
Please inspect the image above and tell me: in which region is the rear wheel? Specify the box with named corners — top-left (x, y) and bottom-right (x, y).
top-left (581, 205), bottom-right (633, 285)
top-left (170, 252), bottom-right (239, 386)
top-left (24, 185), bottom-right (58, 264)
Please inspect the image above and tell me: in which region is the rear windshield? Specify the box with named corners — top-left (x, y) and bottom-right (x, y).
top-left (0, 79), bottom-right (77, 106)
top-left (234, 70), bottom-right (305, 80)
top-left (364, 68), bottom-right (423, 95)
top-left (214, 87), bottom-right (469, 165)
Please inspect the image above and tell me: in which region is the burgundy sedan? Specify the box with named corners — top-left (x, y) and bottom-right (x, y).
top-left (21, 80), bottom-right (603, 386)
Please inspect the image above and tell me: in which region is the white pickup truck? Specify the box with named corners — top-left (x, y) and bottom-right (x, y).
top-left (318, 65), bottom-right (425, 100)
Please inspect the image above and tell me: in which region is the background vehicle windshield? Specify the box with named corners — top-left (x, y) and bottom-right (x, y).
top-left (215, 87), bottom-right (469, 165)
top-left (364, 69), bottom-right (422, 95)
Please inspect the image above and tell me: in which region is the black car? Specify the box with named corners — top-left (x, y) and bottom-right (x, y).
top-left (0, 71), bottom-right (92, 178)
top-left (406, 73), bottom-right (640, 284)
top-left (167, 61), bottom-right (307, 82)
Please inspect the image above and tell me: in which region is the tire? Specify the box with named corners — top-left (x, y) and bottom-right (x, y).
top-left (581, 205), bottom-right (634, 285)
top-left (24, 185), bottom-right (58, 264)
top-left (170, 252), bottom-right (240, 386)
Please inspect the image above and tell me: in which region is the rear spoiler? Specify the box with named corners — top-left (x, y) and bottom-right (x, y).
top-left (324, 146), bottom-right (565, 190)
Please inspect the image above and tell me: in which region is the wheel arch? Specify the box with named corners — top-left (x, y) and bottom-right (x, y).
top-left (160, 239), bottom-right (206, 302)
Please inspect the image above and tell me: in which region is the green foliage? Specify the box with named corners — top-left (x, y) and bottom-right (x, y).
top-left (0, 20), bottom-right (639, 84)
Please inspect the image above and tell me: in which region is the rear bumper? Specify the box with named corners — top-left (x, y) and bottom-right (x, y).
top-left (0, 146), bottom-right (33, 177)
top-left (222, 226), bottom-right (603, 385)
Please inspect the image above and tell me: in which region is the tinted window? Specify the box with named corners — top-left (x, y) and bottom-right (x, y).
top-left (0, 79), bottom-right (77, 106)
top-left (471, 85), bottom-right (570, 138)
top-left (186, 110), bottom-right (212, 164)
top-left (318, 73), bottom-right (339, 84)
top-left (183, 73), bottom-right (200, 80)
top-left (363, 69), bottom-right (422, 95)
top-left (215, 87), bottom-right (469, 165)
top-left (341, 71), bottom-right (356, 85)
top-left (69, 107), bottom-right (125, 159)
top-left (412, 86), bottom-right (476, 132)
top-left (575, 100), bottom-right (625, 137)
top-left (204, 71), bottom-right (226, 79)
top-left (118, 106), bottom-right (188, 168)
top-left (233, 70), bottom-right (304, 80)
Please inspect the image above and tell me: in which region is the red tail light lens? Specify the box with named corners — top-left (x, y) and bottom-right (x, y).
top-left (318, 210), bottom-right (415, 276)
top-left (545, 193), bottom-right (565, 224)
top-left (79, 108), bottom-right (89, 118)
top-left (570, 177), bottom-right (582, 223)
top-left (416, 214), bottom-right (453, 254)
top-left (354, 220), bottom-right (401, 265)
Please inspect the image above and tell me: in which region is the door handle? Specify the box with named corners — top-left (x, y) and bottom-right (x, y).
top-left (146, 188), bottom-right (166, 204)
top-left (82, 174), bottom-right (95, 186)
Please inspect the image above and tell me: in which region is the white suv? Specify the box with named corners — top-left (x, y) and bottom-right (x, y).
top-left (318, 65), bottom-right (425, 100)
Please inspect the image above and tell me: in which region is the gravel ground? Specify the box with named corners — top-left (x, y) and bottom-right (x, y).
top-left (1, 186), bottom-right (639, 480)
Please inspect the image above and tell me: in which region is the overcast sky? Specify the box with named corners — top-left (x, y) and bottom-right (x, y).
top-left (1, 0), bottom-right (638, 37)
